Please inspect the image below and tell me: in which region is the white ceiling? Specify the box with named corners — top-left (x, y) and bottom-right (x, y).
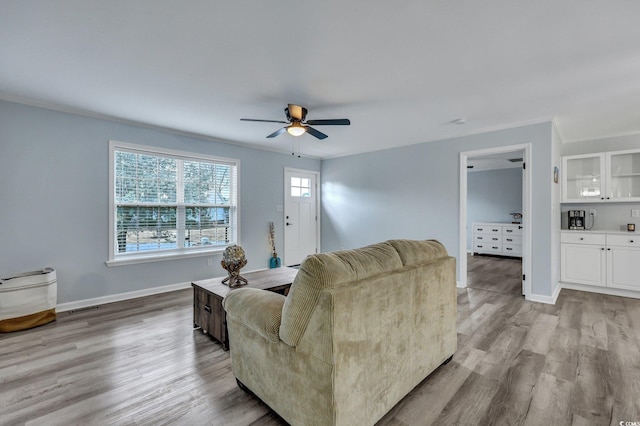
top-left (2, 1), bottom-right (640, 159)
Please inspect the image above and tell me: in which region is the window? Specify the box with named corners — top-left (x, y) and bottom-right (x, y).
top-left (290, 177), bottom-right (311, 197)
top-left (108, 141), bottom-right (238, 265)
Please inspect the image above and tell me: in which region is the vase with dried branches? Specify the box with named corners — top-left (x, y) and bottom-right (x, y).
top-left (268, 222), bottom-right (281, 268)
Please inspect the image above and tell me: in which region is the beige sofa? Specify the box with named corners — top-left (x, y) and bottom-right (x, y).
top-left (222, 239), bottom-right (457, 426)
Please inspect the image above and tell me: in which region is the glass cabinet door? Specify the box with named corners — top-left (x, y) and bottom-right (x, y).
top-left (563, 153), bottom-right (605, 202)
top-left (607, 150), bottom-right (640, 201)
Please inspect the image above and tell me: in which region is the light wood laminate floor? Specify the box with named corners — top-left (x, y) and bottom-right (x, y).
top-left (2, 285), bottom-right (640, 425)
top-left (467, 253), bottom-right (522, 296)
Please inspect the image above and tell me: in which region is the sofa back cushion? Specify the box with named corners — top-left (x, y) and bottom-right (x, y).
top-left (388, 239), bottom-right (449, 266)
top-left (279, 241), bottom-right (403, 347)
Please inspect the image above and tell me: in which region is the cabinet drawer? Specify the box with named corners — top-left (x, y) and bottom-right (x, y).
top-left (502, 235), bottom-right (522, 245)
top-left (502, 225), bottom-right (523, 236)
top-left (606, 234), bottom-right (640, 247)
top-left (503, 244), bottom-right (522, 255)
top-left (474, 242), bottom-right (502, 253)
top-left (474, 225), bottom-right (501, 235)
top-left (561, 232), bottom-right (605, 245)
top-left (475, 234), bottom-right (501, 243)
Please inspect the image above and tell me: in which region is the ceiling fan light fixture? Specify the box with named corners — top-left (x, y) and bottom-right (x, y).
top-left (286, 122), bottom-right (306, 137)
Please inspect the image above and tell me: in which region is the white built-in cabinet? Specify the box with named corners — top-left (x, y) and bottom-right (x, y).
top-left (562, 149), bottom-right (640, 202)
top-left (560, 231), bottom-right (640, 292)
top-left (473, 223), bottom-right (522, 257)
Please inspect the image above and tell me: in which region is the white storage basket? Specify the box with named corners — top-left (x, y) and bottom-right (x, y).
top-left (0, 267), bottom-right (57, 332)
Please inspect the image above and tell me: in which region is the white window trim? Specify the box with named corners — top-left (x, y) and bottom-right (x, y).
top-left (106, 140), bottom-right (241, 267)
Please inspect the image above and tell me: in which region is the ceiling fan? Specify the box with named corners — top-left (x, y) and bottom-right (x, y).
top-left (241, 104), bottom-right (350, 140)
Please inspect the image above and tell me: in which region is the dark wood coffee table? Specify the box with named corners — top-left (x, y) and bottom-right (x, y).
top-left (192, 267), bottom-right (298, 350)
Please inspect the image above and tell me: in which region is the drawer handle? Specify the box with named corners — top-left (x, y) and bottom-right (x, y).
top-left (478, 236), bottom-right (483, 240)
top-left (506, 238), bottom-right (513, 242)
top-left (204, 304), bottom-right (212, 313)
top-left (631, 240), bottom-right (635, 243)
top-left (492, 238), bottom-right (499, 241)
top-left (492, 246), bottom-right (498, 249)
top-left (478, 245), bottom-right (483, 248)
top-left (492, 229), bottom-right (499, 232)
top-left (478, 228), bottom-right (483, 231)
top-left (506, 229), bottom-right (513, 233)
top-left (506, 248), bottom-right (512, 251)
top-left (580, 237), bottom-right (584, 240)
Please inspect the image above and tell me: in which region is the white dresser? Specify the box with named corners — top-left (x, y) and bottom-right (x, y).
top-left (472, 222), bottom-right (523, 257)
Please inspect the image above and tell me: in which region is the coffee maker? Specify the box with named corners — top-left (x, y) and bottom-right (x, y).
top-left (568, 210), bottom-right (586, 230)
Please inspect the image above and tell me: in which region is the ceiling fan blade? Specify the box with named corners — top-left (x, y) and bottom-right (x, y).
top-left (241, 118), bottom-right (288, 123)
top-left (305, 126), bottom-right (328, 140)
top-left (266, 127), bottom-right (287, 138)
top-left (305, 119), bottom-right (351, 126)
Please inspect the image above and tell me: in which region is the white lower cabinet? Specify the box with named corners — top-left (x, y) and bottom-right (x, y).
top-left (560, 231), bottom-right (640, 292)
top-left (606, 235), bottom-right (640, 291)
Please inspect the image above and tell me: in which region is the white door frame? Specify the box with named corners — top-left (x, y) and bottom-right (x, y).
top-left (284, 167), bottom-right (321, 265)
top-left (459, 143), bottom-right (532, 299)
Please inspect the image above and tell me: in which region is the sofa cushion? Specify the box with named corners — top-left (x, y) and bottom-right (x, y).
top-left (388, 239), bottom-right (448, 266)
top-left (279, 241), bottom-right (403, 347)
top-left (223, 288), bottom-right (285, 343)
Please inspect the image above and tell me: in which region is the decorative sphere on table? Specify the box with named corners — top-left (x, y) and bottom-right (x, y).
top-left (221, 245), bottom-right (248, 287)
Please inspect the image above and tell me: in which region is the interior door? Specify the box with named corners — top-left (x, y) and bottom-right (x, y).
top-left (284, 169), bottom-right (318, 266)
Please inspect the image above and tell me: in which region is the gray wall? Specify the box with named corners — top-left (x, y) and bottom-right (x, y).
top-left (466, 168), bottom-right (522, 250)
top-left (551, 125), bottom-right (562, 297)
top-left (0, 100), bottom-right (320, 304)
top-left (321, 122), bottom-right (555, 298)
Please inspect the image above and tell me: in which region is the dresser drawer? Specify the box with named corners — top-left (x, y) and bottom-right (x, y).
top-left (475, 234), bottom-right (501, 243)
top-left (474, 225), bottom-right (501, 235)
top-left (503, 244), bottom-right (522, 255)
top-left (474, 242), bottom-right (502, 253)
top-left (502, 235), bottom-right (522, 245)
top-left (561, 232), bottom-right (605, 245)
top-left (606, 234), bottom-right (640, 247)
top-left (502, 225), bottom-right (523, 236)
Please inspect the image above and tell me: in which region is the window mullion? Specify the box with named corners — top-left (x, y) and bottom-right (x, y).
top-left (176, 160), bottom-right (185, 248)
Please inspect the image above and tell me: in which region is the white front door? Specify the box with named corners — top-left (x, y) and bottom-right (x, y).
top-left (284, 168), bottom-right (319, 266)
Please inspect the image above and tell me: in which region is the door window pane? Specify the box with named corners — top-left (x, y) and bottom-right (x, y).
top-left (291, 177), bottom-right (311, 198)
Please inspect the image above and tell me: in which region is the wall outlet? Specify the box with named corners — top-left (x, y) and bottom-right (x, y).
top-left (589, 209), bottom-right (596, 216)
top-left (632, 209), bottom-right (640, 217)
top-left (207, 258), bottom-right (214, 266)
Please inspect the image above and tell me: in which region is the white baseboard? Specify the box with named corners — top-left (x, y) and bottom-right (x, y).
top-left (456, 280), bottom-right (466, 288)
top-left (56, 267), bottom-right (272, 313)
top-left (560, 282), bottom-right (640, 300)
top-left (527, 284), bottom-right (561, 305)
top-left (57, 281), bottom-right (192, 312)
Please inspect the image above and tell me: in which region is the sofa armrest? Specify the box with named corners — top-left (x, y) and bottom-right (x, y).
top-left (222, 288), bottom-right (286, 343)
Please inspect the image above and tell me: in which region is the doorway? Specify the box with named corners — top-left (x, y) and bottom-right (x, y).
top-left (459, 144), bottom-right (532, 299)
top-left (284, 168), bottom-right (320, 266)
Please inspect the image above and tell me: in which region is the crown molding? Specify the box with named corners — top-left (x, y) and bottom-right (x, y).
top-left (322, 116), bottom-right (555, 160)
top-left (551, 116), bottom-right (566, 142)
top-left (0, 93), bottom-right (322, 160)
